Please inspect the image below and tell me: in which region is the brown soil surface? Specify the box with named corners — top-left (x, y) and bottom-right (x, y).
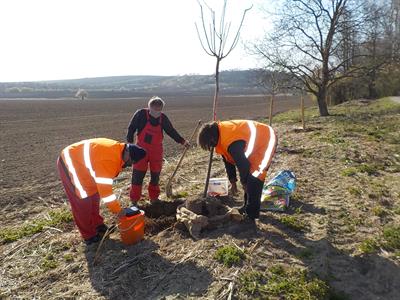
top-left (0, 94), bottom-right (309, 227)
top-left (1, 97), bottom-right (399, 299)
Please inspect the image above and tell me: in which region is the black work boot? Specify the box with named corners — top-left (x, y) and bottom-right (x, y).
top-left (96, 224), bottom-right (109, 236)
top-left (237, 205), bottom-right (246, 215)
top-left (84, 234), bottom-right (101, 245)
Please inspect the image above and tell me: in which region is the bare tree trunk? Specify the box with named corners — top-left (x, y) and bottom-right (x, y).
top-left (301, 93), bottom-right (305, 130)
top-left (213, 58), bottom-right (221, 121)
top-left (203, 149), bottom-right (214, 197)
top-left (204, 58), bottom-right (221, 197)
top-left (196, 0), bottom-right (251, 197)
top-left (317, 86), bottom-right (329, 116)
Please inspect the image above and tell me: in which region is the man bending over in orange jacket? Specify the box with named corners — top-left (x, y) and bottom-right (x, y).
top-left (57, 138), bottom-right (146, 245)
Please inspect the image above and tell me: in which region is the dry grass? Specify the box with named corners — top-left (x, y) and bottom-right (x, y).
top-left (1, 97), bottom-right (400, 299)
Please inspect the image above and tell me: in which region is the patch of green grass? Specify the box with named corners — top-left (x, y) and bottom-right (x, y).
top-left (238, 270), bottom-right (266, 296)
top-left (294, 206), bottom-right (303, 214)
top-left (383, 225), bottom-right (400, 250)
top-left (344, 224), bottom-right (356, 233)
top-left (393, 205), bottom-right (400, 215)
top-left (290, 192), bottom-right (304, 201)
top-left (355, 202), bottom-right (368, 212)
top-left (372, 206), bottom-right (386, 217)
top-left (0, 208), bottom-right (73, 244)
top-left (343, 216), bottom-right (364, 233)
top-left (214, 245), bottom-right (245, 267)
top-left (331, 100), bottom-right (400, 147)
top-left (319, 134), bottom-right (346, 145)
top-left (239, 265), bottom-right (329, 299)
top-left (357, 163), bottom-right (379, 176)
top-left (341, 167), bottom-right (357, 177)
top-left (347, 186), bottom-right (362, 197)
top-left (41, 254), bottom-right (58, 271)
top-left (280, 140), bottom-right (289, 148)
top-left (273, 107), bottom-right (319, 124)
top-left (359, 238), bottom-right (379, 254)
top-left (367, 128), bottom-right (390, 142)
top-left (368, 184), bottom-right (391, 206)
top-left (63, 253), bottom-right (74, 262)
top-left (172, 191), bottom-right (189, 199)
top-left (280, 215), bottom-right (307, 231)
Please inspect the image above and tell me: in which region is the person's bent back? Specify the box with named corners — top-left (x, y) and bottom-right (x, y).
top-left (57, 138), bottom-right (146, 245)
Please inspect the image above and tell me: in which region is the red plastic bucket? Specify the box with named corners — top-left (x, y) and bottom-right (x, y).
top-left (119, 210), bottom-right (145, 245)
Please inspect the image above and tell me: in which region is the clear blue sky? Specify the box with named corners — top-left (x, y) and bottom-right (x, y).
top-left (0, 0), bottom-right (270, 82)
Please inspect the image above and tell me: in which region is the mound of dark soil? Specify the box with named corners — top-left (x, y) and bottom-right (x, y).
top-left (185, 197), bottom-right (229, 217)
top-left (139, 199), bottom-right (185, 218)
top-left (138, 199), bottom-right (185, 235)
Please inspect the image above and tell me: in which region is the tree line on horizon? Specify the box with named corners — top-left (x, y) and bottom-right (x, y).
top-left (0, 70), bottom-right (264, 99)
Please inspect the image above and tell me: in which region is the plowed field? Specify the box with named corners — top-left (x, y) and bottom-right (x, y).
top-left (0, 95), bottom-right (309, 224)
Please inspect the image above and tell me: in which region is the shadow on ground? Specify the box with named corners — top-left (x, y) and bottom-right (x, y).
top-left (257, 209), bottom-right (400, 300)
top-left (85, 239), bottom-right (212, 299)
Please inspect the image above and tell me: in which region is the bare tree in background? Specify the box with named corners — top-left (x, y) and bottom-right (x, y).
top-left (257, 70), bottom-right (289, 126)
top-left (75, 88), bottom-right (88, 100)
top-left (253, 0), bottom-right (362, 116)
top-left (196, 0), bottom-right (252, 121)
top-left (195, 0), bottom-right (252, 197)
top-left (390, 0), bottom-right (400, 59)
top-left (360, 1), bottom-right (391, 98)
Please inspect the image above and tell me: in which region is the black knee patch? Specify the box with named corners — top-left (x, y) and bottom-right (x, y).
top-left (132, 169), bottom-right (146, 185)
top-left (150, 172), bottom-right (160, 185)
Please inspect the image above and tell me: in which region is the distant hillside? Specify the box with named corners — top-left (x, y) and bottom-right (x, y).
top-left (0, 70), bottom-right (264, 99)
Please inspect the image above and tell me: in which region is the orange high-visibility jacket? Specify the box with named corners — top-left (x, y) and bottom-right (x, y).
top-left (60, 138), bottom-right (125, 213)
top-left (215, 120), bottom-right (277, 181)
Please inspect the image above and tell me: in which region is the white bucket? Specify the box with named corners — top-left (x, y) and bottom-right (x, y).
top-left (207, 178), bottom-right (229, 196)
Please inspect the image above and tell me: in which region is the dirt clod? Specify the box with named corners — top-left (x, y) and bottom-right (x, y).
top-left (185, 197), bottom-right (228, 217)
top-left (139, 199), bottom-right (184, 218)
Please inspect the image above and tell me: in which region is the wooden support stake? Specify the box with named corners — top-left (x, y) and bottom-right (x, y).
top-left (269, 95), bottom-right (274, 126)
top-left (203, 148), bottom-right (214, 198)
top-left (301, 93), bottom-right (305, 130)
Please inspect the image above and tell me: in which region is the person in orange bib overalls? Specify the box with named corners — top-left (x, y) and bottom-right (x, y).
top-left (126, 96), bottom-right (189, 203)
top-left (57, 138), bottom-right (146, 244)
top-left (197, 120), bottom-right (277, 222)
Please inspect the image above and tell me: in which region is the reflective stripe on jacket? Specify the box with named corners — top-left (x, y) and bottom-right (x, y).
top-left (60, 138), bottom-right (125, 213)
top-left (215, 120), bottom-right (277, 181)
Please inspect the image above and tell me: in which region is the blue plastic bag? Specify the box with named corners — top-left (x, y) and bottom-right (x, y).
top-left (261, 170), bottom-right (296, 211)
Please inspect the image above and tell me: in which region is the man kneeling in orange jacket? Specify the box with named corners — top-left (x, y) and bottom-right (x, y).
top-left (57, 138), bottom-right (146, 245)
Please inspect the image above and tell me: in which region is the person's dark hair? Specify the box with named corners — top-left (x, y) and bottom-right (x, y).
top-left (197, 121), bottom-right (219, 151)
